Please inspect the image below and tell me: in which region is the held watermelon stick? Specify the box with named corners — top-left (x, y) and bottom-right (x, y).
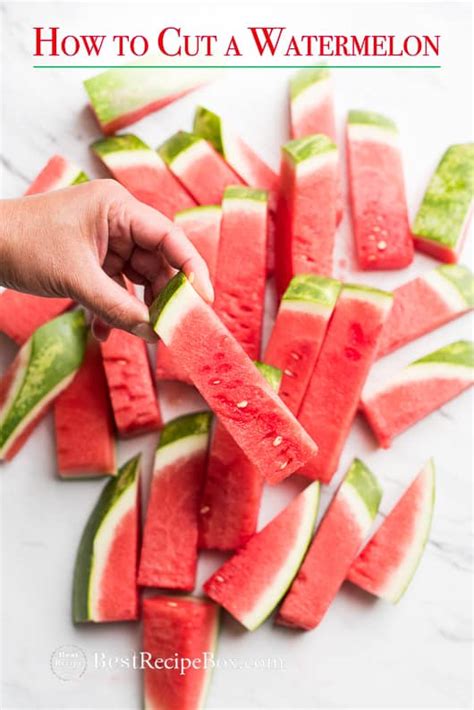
top-left (347, 110), bottom-right (414, 270)
top-left (378, 264), bottom-right (474, 358)
top-left (138, 412), bottom-right (212, 591)
top-left (213, 186), bottom-right (268, 358)
top-left (158, 131), bottom-right (244, 205)
top-left (54, 336), bottom-right (116, 478)
top-left (156, 205), bottom-right (222, 383)
top-left (0, 311), bottom-right (88, 461)
top-left (84, 63), bottom-right (213, 135)
top-left (348, 459), bottom-right (435, 603)
top-left (91, 134), bottom-right (195, 219)
top-left (72, 455), bottom-right (141, 623)
top-left (199, 363), bottom-right (282, 552)
top-left (277, 459), bottom-right (382, 630)
top-left (275, 135), bottom-right (338, 298)
top-left (143, 596), bottom-right (219, 710)
top-left (413, 143), bottom-right (474, 263)
top-left (264, 274), bottom-right (341, 414)
top-left (204, 482), bottom-right (320, 630)
top-left (362, 340), bottom-right (474, 448)
top-left (298, 284), bottom-right (393, 484)
top-left (149, 272), bottom-right (319, 483)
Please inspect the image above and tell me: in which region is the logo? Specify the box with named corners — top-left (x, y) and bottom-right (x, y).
top-left (50, 645), bottom-right (87, 681)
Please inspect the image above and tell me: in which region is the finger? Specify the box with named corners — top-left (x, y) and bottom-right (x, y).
top-left (159, 226), bottom-right (214, 303)
top-left (91, 317), bottom-right (112, 342)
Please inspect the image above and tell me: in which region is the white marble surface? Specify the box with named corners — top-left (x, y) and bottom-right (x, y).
top-left (0, 2), bottom-right (472, 709)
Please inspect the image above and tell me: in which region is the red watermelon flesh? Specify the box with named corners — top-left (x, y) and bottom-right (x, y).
top-left (277, 459), bottom-right (382, 630)
top-left (275, 135), bottom-right (338, 299)
top-left (138, 412), bottom-right (211, 590)
top-left (199, 363), bottom-right (281, 552)
top-left (299, 285), bottom-right (393, 483)
top-left (347, 111), bottom-right (414, 270)
top-left (150, 273), bottom-right (318, 484)
top-left (143, 595), bottom-right (219, 710)
top-left (347, 459), bottom-right (435, 603)
top-left (101, 329), bottom-right (161, 437)
top-left (156, 206), bottom-right (221, 384)
top-left (204, 482), bottom-right (320, 630)
top-left (378, 264), bottom-right (474, 358)
top-left (158, 131), bottom-right (244, 205)
top-left (25, 154), bottom-right (87, 195)
top-left (0, 290), bottom-right (73, 345)
top-left (91, 135), bottom-right (195, 219)
top-left (264, 274), bottom-right (341, 414)
top-left (213, 187), bottom-right (268, 359)
top-left (54, 337), bottom-right (115, 477)
top-left (362, 340), bottom-right (474, 448)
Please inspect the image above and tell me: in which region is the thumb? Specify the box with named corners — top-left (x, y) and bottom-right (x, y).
top-left (77, 268), bottom-right (156, 342)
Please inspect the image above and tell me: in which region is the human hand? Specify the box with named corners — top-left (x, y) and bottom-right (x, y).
top-left (0, 180), bottom-right (213, 342)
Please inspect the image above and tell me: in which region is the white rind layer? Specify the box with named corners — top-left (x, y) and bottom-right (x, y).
top-left (339, 481), bottom-right (375, 536)
top-left (239, 482), bottom-right (320, 631)
top-left (0, 367), bottom-right (78, 459)
top-left (377, 460), bottom-right (435, 603)
top-left (348, 123), bottom-right (399, 148)
top-left (340, 286), bottom-right (393, 314)
top-left (294, 149), bottom-right (338, 179)
top-left (154, 433), bottom-right (209, 472)
top-left (280, 299), bottom-right (333, 319)
top-left (175, 205), bottom-right (222, 224)
top-left (223, 197), bottom-right (267, 215)
top-left (362, 361), bottom-right (474, 402)
top-left (422, 269), bottom-right (469, 312)
top-left (57, 163), bottom-right (84, 188)
top-left (169, 140), bottom-right (210, 175)
top-left (291, 77), bottom-right (332, 123)
top-left (102, 149), bottom-right (165, 171)
top-left (89, 480), bottom-right (137, 621)
top-left (156, 279), bottom-right (200, 345)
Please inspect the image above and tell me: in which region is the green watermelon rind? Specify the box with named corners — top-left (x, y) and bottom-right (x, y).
top-left (72, 454), bottom-right (140, 623)
top-left (71, 171), bottom-right (89, 185)
top-left (158, 131), bottom-right (204, 166)
top-left (254, 361), bottom-right (282, 393)
top-left (344, 458), bottom-right (383, 520)
top-left (410, 339), bottom-right (474, 370)
top-left (348, 110), bottom-right (398, 133)
top-left (158, 411), bottom-right (212, 449)
top-left (149, 271), bottom-right (188, 331)
top-left (0, 311), bottom-right (88, 455)
top-left (283, 134), bottom-right (337, 165)
top-left (283, 274), bottom-right (342, 308)
top-left (175, 205), bottom-right (222, 222)
top-left (193, 106), bottom-right (225, 156)
top-left (437, 264), bottom-right (474, 307)
top-left (223, 185), bottom-right (268, 203)
top-left (91, 134), bottom-right (150, 158)
top-left (412, 144), bottom-right (474, 249)
top-left (290, 67), bottom-right (331, 101)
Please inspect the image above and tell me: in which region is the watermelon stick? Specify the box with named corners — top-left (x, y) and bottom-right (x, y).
top-left (213, 186), bottom-right (268, 358)
top-left (54, 335), bottom-right (116, 478)
top-left (347, 459), bottom-right (435, 603)
top-left (0, 155), bottom-right (85, 344)
top-left (156, 205), bottom-right (222, 383)
top-left (91, 134), bottom-right (195, 219)
top-left (264, 274), bottom-right (341, 414)
top-left (276, 459), bottom-right (382, 630)
top-left (298, 284), bottom-right (393, 484)
top-left (158, 131), bottom-right (244, 205)
top-left (84, 64), bottom-right (213, 135)
top-left (72, 455), bottom-right (141, 623)
top-left (0, 311), bottom-right (88, 461)
top-left (362, 340), bottom-right (474, 448)
top-left (347, 110), bottom-right (414, 270)
top-left (149, 272), bottom-right (319, 484)
top-left (138, 412), bottom-right (212, 590)
top-left (413, 143), bottom-right (474, 263)
top-left (204, 481), bottom-right (320, 630)
top-left (143, 596), bottom-right (219, 710)
top-left (199, 362), bottom-right (282, 552)
top-left (275, 135), bottom-right (339, 298)
top-left (377, 263), bottom-right (474, 358)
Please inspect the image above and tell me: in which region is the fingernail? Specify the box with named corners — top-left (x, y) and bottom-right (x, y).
top-left (132, 322), bottom-right (158, 343)
top-left (188, 271), bottom-right (195, 284)
top-left (204, 281), bottom-right (215, 303)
